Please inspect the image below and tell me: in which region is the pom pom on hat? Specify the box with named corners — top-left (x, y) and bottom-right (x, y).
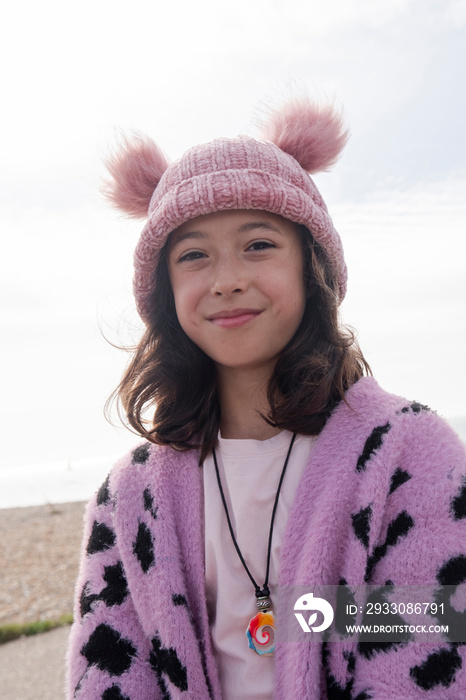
top-left (261, 98), bottom-right (349, 174)
top-left (103, 134), bottom-right (169, 218)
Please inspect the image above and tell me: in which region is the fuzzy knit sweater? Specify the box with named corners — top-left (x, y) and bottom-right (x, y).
top-left (66, 377), bottom-right (466, 699)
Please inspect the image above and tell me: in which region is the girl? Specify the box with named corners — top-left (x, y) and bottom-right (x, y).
top-left (67, 99), bottom-right (466, 699)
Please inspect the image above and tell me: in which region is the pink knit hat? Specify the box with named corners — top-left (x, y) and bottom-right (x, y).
top-left (105, 99), bottom-right (349, 323)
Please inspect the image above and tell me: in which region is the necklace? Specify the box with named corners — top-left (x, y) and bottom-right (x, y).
top-left (212, 432), bottom-right (297, 656)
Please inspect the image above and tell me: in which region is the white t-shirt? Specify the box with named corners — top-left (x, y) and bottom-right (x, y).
top-left (203, 431), bottom-right (316, 700)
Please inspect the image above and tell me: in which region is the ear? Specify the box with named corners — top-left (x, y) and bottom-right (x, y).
top-left (102, 133), bottom-right (169, 218)
top-left (261, 98), bottom-right (349, 174)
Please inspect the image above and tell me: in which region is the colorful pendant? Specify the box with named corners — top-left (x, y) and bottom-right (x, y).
top-left (246, 610), bottom-right (276, 655)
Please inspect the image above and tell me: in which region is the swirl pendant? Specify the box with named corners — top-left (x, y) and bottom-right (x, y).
top-left (246, 610), bottom-right (276, 655)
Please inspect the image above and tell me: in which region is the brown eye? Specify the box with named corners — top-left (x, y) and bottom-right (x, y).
top-left (178, 251), bottom-right (206, 262)
top-left (247, 241), bottom-right (276, 251)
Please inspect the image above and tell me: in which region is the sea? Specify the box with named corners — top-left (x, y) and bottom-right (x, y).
top-left (1, 417), bottom-right (465, 510)
top-left (0, 455), bottom-right (117, 510)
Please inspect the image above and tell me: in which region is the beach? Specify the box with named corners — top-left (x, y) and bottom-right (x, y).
top-left (0, 501), bottom-right (86, 627)
top-left (0, 502), bottom-right (86, 699)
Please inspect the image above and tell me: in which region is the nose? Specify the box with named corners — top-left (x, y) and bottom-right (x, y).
top-left (210, 257), bottom-right (248, 297)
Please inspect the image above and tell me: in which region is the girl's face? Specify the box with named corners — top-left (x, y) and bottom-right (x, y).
top-left (167, 210), bottom-right (306, 376)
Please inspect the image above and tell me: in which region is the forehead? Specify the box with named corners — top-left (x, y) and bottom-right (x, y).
top-left (169, 209), bottom-right (299, 246)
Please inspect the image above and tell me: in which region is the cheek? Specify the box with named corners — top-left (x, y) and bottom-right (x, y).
top-left (274, 263), bottom-right (306, 316)
top-left (288, 290), bottom-right (307, 333)
top-left (173, 290), bottom-right (191, 330)
top-left (171, 279), bottom-right (204, 334)
top-left (285, 280), bottom-right (307, 336)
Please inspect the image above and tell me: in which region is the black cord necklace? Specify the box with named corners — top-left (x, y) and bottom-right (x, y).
top-left (212, 432), bottom-right (297, 656)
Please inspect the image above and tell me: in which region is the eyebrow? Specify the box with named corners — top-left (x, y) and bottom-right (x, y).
top-left (170, 221), bottom-right (283, 247)
top-left (238, 221), bottom-right (282, 234)
top-left (171, 230), bottom-right (205, 246)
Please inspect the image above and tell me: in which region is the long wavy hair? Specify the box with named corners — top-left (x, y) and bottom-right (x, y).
top-left (109, 225), bottom-right (371, 462)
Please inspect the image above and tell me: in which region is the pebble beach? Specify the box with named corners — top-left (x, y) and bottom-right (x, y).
top-left (0, 501), bottom-right (86, 627)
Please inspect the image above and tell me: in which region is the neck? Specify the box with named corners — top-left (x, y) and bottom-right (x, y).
top-left (216, 365), bottom-right (281, 440)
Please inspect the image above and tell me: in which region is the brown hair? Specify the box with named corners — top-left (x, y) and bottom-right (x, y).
top-left (109, 227), bottom-right (371, 462)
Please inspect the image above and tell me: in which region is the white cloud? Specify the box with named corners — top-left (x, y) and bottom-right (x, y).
top-left (332, 176), bottom-right (466, 416)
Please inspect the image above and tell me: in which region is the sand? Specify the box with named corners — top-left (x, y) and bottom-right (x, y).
top-left (0, 501), bottom-right (86, 626)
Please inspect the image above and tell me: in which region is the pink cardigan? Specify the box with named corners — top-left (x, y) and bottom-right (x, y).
top-left (67, 378), bottom-right (466, 698)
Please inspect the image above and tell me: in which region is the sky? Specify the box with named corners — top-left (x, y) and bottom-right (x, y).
top-left (1, 0), bottom-right (465, 474)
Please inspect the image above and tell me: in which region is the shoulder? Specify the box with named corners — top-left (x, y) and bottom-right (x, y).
top-left (333, 379), bottom-right (466, 589)
top-left (321, 376), bottom-right (466, 514)
top-left (341, 377), bottom-right (465, 461)
top-left (341, 378), bottom-right (466, 549)
top-left (110, 441), bottom-right (200, 489)
top-left (82, 441), bottom-right (204, 570)
top-left (87, 442), bottom-right (201, 520)
top-left (343, 375), bottom-right (439, 424)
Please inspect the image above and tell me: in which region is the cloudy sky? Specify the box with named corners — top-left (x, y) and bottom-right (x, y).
top-left (1, 0), bottom-right (465, 472)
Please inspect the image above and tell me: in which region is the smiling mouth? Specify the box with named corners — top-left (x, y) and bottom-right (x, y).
top-left (208, 309), bottom-right (262, 328)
